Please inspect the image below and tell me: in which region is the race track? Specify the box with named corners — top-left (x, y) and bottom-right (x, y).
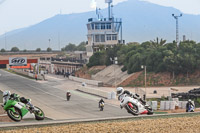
top-left (0, 70), bottom-right (131, 120)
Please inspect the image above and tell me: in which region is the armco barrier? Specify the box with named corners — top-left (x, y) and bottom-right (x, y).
top-left (69, 76), bottom-right (103, 87)
top-left (77, 86), bottom-right (116, 99)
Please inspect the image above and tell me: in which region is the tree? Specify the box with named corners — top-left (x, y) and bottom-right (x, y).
top-left (87, 51), bottom-right (106, 68)
top-left (11, 47), bottom-right (19, 52)
top-left (76, 42), bottom-right (86, 51)
top-left (47, 47), bottom-right (52, 52)
top-left (36, 48), bottom-right (41, 52)
top-left (150, 37), bottom-right (166, 49)
top-left (23, 49), bottom-right (27, 52)
top-left (0, 48), bottom-right (6, 52)
top-left (63, 43), bottom-right (76, 51)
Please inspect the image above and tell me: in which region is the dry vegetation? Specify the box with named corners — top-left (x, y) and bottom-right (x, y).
top-left (1, 115), bottom-right (200, 133)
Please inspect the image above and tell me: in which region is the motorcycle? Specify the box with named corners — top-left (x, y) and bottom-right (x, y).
top-left (119, 94), bottom-right (153, 115)
top-left (99, 102), bottom-right (104, 111)
top-left (2, 96), bottom-right (45, 122)
top-left (66, 92), bottom-right (71, 101)
top-left (186, 104), bottom-right (195, 112)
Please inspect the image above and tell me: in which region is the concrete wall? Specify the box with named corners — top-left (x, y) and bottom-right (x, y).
top-left (10, 69), bottom-right (43, 80)
top-left (92, 65), bottom-right (131, 86)
top-left (69, 76), bottom-right (103, 87)
top-left (77, 86), bottom-right (116, 99)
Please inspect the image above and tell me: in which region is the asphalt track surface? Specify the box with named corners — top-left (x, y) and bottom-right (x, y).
top-left (0, 69), bottom-right (132, 120)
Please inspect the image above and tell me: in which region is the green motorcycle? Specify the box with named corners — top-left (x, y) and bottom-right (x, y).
top-left (3, 96), bottom-right (45, 122)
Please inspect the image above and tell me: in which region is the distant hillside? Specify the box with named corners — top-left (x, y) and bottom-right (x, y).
top-left (0, 0), bottom-right (199, 50)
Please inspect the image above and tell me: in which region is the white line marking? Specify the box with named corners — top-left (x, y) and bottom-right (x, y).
top-left (27, 84), bottom-right (66, 101)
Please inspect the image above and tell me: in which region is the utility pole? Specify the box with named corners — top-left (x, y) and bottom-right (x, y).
top-left (110, 57), bottom-right (118, 87)
top-left (48, 39), bottom-right (51, 48)
top-left (172, 14), bottom-right (182, 44)
top-left (141, 65), bottom-right (147, 100)
top-left (5, 32), bottom-right (7, 50)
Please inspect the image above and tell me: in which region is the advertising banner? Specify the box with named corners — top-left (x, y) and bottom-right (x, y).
top-left (9, 57), bottom-right (27, 66)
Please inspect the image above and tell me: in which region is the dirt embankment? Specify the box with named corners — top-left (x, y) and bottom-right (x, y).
top-left (124, 71), bottom-right (200, 87)
top-left (75, 65), bottom-right (200, 87)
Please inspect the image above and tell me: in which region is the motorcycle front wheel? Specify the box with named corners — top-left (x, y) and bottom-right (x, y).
top-left (34, 106), bottom-right (45, 120)
top-left (126, 103), bottom-right (139, 115)
top-left (146, 107), bottom-right (154, 115)
top-left (7, 108), bottom-right (22, 122)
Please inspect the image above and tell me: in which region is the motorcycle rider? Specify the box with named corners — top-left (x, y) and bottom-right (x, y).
top-left (186, 99), bottom-right (194, 112)
top-left (116, 87), bottom-right (146, 106)
top-left (66, 90), bottom-right (71, 101)
top-left (2, 90), bottom-right (35, 110)
top-left (99, 98), bottom-right (105, 108)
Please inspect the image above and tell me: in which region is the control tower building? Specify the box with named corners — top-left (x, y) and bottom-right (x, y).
top-left (86, 0), bottom-right (123, 57)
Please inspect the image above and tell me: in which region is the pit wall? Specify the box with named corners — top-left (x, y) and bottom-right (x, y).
top-left (69, 76), bottom-right (103, 87)
top-left (77, 85), bottom-right (116, 99)
top-left (8, 69), bottom-right (43, 80)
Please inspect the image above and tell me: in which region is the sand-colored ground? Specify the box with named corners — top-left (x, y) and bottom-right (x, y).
top-left (1, 114), bottom-right (200, 133)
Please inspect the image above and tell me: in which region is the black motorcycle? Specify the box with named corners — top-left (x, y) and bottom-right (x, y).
top-left (66, 92), bottom-right (71, 101)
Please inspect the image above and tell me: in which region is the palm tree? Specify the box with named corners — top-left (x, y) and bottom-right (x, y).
top-left (150, 37), bottom-right (166, 49)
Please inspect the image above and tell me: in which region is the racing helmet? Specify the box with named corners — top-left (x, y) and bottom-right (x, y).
top-left (188, 99), bottom-right (192, 102)
top-left (116, 87), bottom-right (124, 96)
top-left (3, 90), bottom-right (11, 98)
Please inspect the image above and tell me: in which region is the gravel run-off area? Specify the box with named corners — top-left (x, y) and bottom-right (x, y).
top-left (1, 114), bottom-right (200, 133)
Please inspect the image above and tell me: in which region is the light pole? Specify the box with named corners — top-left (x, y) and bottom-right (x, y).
top-left (110, 57), bottom-right (118, 87)
top-left (48, 39), bottom-right (51, 48)
top-left (172, 13), bottom-right (182, 44)
top-left (141, 65), bottom-right (146, 100)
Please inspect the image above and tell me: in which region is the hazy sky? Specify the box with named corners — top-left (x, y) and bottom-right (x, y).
top-left (0, 0), bottom-right (199, 36)
top-left (144, 0), bottom-right (200, 15)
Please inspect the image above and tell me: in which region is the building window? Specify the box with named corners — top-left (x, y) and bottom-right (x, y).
top-left (95, 35), bottom-right (100, 42)
top-left (101, 35), bottom-right (105, 42)
top-left (107, 34), bottom-right (111, 41)
top-left (87, 24), bottom-right (91, 30)
top-left (95, 23), bottom-right (100, 30)
top-left (106, 23), bottom-right (111, 29)
top-left (101, 23), bottom-right (105, 29)
top-left (91, 24), bottom-right (94, 30)
top-left (112, 34), bottom-right (117, 40)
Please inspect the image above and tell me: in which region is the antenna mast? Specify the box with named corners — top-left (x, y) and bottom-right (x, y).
top-left (105, 0), bottom-right (113, 19)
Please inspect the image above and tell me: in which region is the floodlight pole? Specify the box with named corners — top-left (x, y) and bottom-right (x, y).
top-left (48, 39), bottom-right (51, 48)
top-left (172, 14), bottom-right (182, 44)
top-left (141, 65), bottom-right (147, 100)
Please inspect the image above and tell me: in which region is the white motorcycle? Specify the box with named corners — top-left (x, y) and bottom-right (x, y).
top-left (119, 94), bottom-right (153, 115)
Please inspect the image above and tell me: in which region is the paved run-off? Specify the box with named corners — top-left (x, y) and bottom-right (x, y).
top-left (1, 114), bottom-right (200, 133)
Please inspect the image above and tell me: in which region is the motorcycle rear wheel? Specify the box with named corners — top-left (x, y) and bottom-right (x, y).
top-left (100, 106), bottom-right (104, 111)
top-left (7, 108), bottom-right (22, 122)
top-left (126, 103), bottom-right (139, 115)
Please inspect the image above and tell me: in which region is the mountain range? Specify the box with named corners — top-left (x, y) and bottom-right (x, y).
top-left (0, 0), bottom-right (199, 50)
